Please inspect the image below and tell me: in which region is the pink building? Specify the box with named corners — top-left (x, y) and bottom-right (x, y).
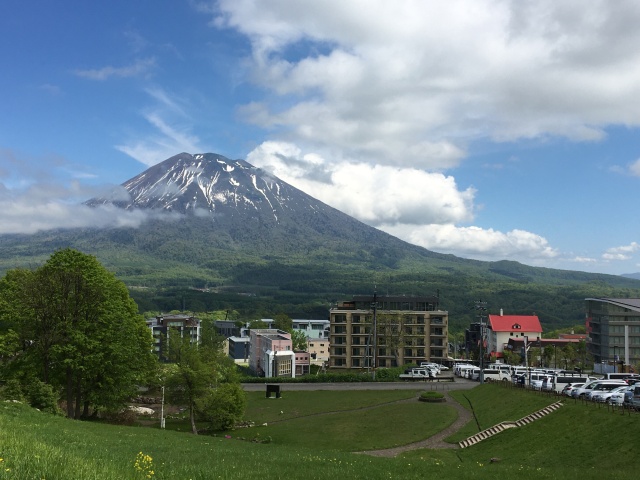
top-left (249, 329), bottom-right (295, 378)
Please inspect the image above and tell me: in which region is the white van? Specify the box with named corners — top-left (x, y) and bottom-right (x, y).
top-left (481, 368), bottom-right (502, 382)
top-left (553, 374), bottom-right (591, 394)
top-left (601, 373), bottom-right (639, 382)
top-left (456, 364), bottom-right (476, 377)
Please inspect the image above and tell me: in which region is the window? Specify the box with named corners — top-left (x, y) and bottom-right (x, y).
top-left (352, 315), bottom-right (361, 323)
top-left (334, 325), bottom-right (347, 334)
top-left (334, 314), bottom-right (347, 323)
top-left (277, 359), bottom-right (292, 376)
top-left (352, 358), bottom-right (360, 367)
top-left (352, 347), bottom-right (361, 356)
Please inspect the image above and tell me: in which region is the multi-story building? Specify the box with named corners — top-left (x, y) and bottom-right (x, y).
top-left (146, 314), bottom-right (201, 361)
top-left (249, 329), bottom-right (295, 378)
top-left (486, 312), bottom-right (543, 360)
top-left (586, 298), bottom-right (640, 369)
top-left (292, 319), bottom-right (330, 339)
top-left (329, 294), bottom-right (448, 369)
top-left (307, 338), bottom-right (330, 366)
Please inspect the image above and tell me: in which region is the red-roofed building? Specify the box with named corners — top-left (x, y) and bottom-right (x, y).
top-left (487, 311), bottom-right (543, 359)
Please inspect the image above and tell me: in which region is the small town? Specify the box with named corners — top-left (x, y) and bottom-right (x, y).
top-left (3, 1), bottom-right (640, 479)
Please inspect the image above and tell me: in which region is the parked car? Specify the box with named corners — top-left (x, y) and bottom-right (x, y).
top-left (591, 385), bottom-right (628, 403)
top-left (608, 385), bottom-right (634, 405)
top-left (562, 383), bottom-right (584, 397)
top-left (584, 381), bottom-right (628, 401)
top-left (629, 384), bottom-right (640, 409)
top-left (530, 375), bottom-right (553, 390)
top-left (571, 379), bottom-right (606, 398)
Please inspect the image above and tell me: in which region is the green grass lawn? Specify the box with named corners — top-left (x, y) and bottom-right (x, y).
top-left (1, 384), bottom-right (640, 479)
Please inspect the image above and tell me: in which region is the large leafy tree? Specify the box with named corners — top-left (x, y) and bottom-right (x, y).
top-left (0, 248), bottom-right (155, 418)
top-left (166, 328), bottom-right (243, 434)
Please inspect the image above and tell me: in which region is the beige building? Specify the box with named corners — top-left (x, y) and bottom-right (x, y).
top-left (329, 295), bottom-right (448, 369)
top-left (307, 338), bottom-right (330, 366)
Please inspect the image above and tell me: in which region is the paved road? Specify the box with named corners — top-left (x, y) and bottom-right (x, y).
top-left (242, 377), bottom-right (479, 392)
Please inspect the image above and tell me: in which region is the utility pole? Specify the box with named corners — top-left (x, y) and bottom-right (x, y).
top-left (475, 300), bottom-right (487, 384)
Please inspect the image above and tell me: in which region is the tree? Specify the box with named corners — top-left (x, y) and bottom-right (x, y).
top-left (291, 330), bottom-right (308, 351)
top-left (166, 329), bottom-right (242, 434)
top-left (376, 313), bottom-right (404, 367)
top-left (166, 335), bottom-right (213, 434)
top-left (273, 313), bottom-right (292, 332)
top-left (0, 249), bottom-right (156, 418)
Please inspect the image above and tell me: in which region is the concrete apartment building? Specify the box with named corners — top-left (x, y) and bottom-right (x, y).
top-left (329, 294), bottom-right (448, 369)
top-left (586, 297), bottom-right (640, 369)
top-left (249, 329), bottom-right (296, 378)
top-left (146, 314), bottom-right (201, 361)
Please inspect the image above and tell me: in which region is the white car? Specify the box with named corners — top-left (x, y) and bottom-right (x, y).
top-left (562, 383), bottom-right (584, 397)
top-left (582, 380), bottom-right (628, 401)
top-left (608, 385), bottom-right (634, 405)
top-left (591, 385), bottom-right (628, 403)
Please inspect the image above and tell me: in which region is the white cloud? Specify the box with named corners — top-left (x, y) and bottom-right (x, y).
top-left (379, 223), bottom-right (559, 262)
top-left (603, 242), bottom-right (640, 261)
top-left (629, 159), bottom-right (640, 177)
top-left (209, 0), bottom-right (640, 169)
top-left (247, 141), bottom-right (474, 226)
top-left (74, 57), bottom-right (156, 81)
top-left (116, 89), bottom-right (203, 166)
top-left (570, 256), bottom-right (597, 264)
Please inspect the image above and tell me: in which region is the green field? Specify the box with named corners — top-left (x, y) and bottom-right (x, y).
top-left (0, 384), bottom-right (638, 479)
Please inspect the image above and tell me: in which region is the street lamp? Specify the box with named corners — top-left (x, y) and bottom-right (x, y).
top-left (613, 345), bottom-right (618, 373)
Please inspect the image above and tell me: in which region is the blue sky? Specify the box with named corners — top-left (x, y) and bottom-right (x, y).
top-left (2, 0), bottom-right (640, 275)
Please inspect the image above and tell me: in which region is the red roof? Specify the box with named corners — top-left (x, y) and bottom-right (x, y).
top-left (488, 314), bottom-right (542, 333)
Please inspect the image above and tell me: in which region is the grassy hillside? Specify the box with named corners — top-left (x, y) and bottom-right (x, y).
top-left (0, 384), bottom-right (638, 479)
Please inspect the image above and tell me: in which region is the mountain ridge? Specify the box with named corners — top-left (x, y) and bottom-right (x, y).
top-left (2, 152), bottom-right (640, 328)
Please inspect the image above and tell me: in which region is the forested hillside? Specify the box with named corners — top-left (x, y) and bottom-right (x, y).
top-left (2, 154), bottom-right (639, 333)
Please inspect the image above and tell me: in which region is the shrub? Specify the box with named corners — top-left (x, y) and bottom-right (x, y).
top-left (0, 379), bottom-right (25, 402)
top-left (25, 378), bottom-right (61, 415)
top-left (196, 383), bottom-right (247, 431)
top-left (419, 391), bottom-right (445, 402)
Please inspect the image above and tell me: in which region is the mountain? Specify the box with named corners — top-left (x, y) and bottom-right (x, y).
top-left (2, 152), bottom-right (640, 329)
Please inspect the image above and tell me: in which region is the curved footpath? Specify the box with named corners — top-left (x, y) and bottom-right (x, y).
top-left (357, 391), bottom-right (473, 457)
top-left (242, 377), bottom-right (478, 457)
